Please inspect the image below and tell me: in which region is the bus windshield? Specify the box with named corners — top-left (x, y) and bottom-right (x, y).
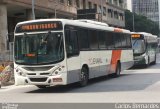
top-left (132, 39), bottom-right (145, 54)
top-left (14, 32), bottom-right (64, 65)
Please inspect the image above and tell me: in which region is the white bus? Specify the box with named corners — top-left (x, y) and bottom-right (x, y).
top-left (14, 19), bottom-right (134, 88)
top-left (132, 32), bottom-right (158, 67)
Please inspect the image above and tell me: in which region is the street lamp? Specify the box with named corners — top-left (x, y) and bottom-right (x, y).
top-left (55, 4), bottom-right (57, 18)
top-left (32, 0), bottom-right (35, 20)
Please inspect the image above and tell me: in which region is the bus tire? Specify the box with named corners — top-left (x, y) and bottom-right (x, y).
top-left (79, 67), bottom-right (89, 87)
top-left (36, 85), bottom-right (47, 89)
top-left (153, 55), bottom-right (156, 65)
top-left (145, 57), bottom-right (150, 67)
top-left (113, 62), bottom-right (121, 78)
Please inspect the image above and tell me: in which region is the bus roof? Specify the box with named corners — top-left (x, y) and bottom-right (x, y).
top-left (15, 19), bottom-right (130, 34)
top-left (131, 32), bottom-right (157, 38)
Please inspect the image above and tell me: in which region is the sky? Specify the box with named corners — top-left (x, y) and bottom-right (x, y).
top-left (127, 0), bottom-right (132, 11)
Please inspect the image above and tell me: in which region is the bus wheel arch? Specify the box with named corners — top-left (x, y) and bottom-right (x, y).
top-left (153, 54), bottom-right (156, 65)
top-left (145, 56), bottom-right (150, 67)
top-left (79, 64), bottom-right (89, 87)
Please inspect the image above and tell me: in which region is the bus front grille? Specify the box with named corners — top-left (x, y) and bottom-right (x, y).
top-left (29, 78), bottom-right (48, 82)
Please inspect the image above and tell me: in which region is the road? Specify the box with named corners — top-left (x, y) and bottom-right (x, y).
top-left (1, 56), bottom-right (160, 103)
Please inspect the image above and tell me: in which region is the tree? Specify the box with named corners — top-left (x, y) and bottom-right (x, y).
top-left (125, 10), bottom-right (160, 36)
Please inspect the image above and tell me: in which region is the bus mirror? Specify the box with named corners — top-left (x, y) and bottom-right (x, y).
top-left (133, 49), bottom-right (135, 53)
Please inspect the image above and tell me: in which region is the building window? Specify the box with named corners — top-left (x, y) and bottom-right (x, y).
top-left (108, 0), bottom-right (112, 4)
top-left (108, 9), bottom-right (113, 18)
top-left (67, 0), bottom-right (72, 6)
top-left (114, 11), bottom-right (118, 19)
top-left (59, 0), bottom-right (64, 3)
top-left (93, 4), bottom-right (97, 10)
top-left (88, 2), bottom-right (92, 9)
top-left (76, 0), bottom-right (80, 8)
top-left (103, 7), bottom-right (106, 16)
top-left (98, 5), bottom-right (102, 13)
top-left (114, 0), bottom-right (118, 6)
top-left (119, 13), bottom-right (124, 21)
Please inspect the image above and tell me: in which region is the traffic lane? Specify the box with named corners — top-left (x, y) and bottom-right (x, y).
top-left (1, 63), bottom-right (160, 94)
top-left (5, 63), bottom-right (154, 94)
top-left (0, 64), bottom-right (160, 102)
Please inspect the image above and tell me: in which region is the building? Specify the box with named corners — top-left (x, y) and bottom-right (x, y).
top-left (126, 0), bottom-right (132, 11)
top-left (0, 0), bottom-right (126, 61)
top-left (132, 0), bottom-right (159, 26)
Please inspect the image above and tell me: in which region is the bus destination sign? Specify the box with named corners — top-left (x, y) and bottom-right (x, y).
top-left (15, 21), bottom-right (63, 33)
top-left (131, 34), bottom-right (144, 39)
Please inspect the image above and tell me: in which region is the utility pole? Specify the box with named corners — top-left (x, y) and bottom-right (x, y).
top-left (101, 0), bottom-right (103, 22)
top-left (32, 0), bottom-right (35, 20)
top-left (132, 0), bottom-right (135, 31)
top-left (133, 12), bottom-right (135, 32)
top-left (55, 4), bottom-right (57, 18)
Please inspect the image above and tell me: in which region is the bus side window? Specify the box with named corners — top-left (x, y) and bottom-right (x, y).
top-left (65, 29), bottom-right (79, 57)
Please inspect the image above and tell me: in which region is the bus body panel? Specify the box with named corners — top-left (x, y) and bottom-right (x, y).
top-left (66, 55), bottom-right (81, 84)
top-left (120, 50), bottom-right (134, 71)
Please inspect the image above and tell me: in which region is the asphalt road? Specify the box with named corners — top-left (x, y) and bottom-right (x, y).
top-left (1, 55), bottom-right (160, 103)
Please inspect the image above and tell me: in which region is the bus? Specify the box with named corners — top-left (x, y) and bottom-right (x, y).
top-left (14, 19), bottom-right (134, 88)
top-left (131, 32), bottom-right (158, 67)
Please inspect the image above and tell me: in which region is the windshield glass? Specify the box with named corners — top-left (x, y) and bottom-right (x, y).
top-left (14, 32), bottom-right (64, 65)
top-left (132, 39), bottom-right (146, 54)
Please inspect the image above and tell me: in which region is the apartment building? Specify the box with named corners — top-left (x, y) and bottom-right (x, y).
top-left (132, 0), bottom-right (159, 26)
top-left (0, 0), bottom-right (126, 60)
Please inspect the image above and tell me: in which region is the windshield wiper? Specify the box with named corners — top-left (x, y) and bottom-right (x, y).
top-left (44, 31), bottom-right (51, 41)
top-left (57, 34), bottom-right (63, 58)
top-left (133, 38), bottom-right (139, 46)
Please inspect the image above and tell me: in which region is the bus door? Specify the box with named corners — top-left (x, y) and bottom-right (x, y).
top-left (65, 28), bottom-right (81, 84)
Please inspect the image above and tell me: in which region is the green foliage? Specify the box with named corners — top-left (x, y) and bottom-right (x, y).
top-left (125, 10), bottom-right (160, 36)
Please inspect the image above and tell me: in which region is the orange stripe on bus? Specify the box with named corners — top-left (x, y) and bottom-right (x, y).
top-left (110, 50), bottom-right (122, 72)
top-left (114, 28), bottom-right (123, 32)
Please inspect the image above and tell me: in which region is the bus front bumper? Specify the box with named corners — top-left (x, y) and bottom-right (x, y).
top-left (134, 57), bottom-right (146, 66)
top-left (15, 75), bottom-right (66, 86)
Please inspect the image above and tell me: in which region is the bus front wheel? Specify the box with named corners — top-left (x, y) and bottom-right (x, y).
top-left (79, 67), bottom-right (89, 87)
top-left (153, 55), bottom-right (156, 65)
top-left (145, 57), bottom-right (150, 67)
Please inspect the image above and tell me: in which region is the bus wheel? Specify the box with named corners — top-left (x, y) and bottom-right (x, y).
top-left (36, 85), bottom-right (47, 89)
top-left (113, 63), bottom-right (121, 78)
top-left (145, 57), bottom-right (150, 67)
top-left (153, 55), bottom-right (156, 65)
top-left (79, 67), bottom-right (89, 87)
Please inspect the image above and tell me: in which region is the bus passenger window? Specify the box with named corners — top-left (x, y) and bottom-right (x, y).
top-left (65, 29), bottom-right (79, 57)
top-left (89, 30), bottom-right (98, 49)
top-left (99, 31), bottom-right (107, 49)
top-left (106, 32), bottom-right (114, 49)
top-left (78, 29), bottom-right (89, 50)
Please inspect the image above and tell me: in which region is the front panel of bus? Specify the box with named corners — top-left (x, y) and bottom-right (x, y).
top-left (132, 34), bottom-right (147, 65)
top-left (14, 21), bottom-right (68, 86)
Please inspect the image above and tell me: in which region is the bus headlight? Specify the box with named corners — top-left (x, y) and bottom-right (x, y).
top-left (16, 68), bottom-right (26, 77)
top-left (50, 67), bottom-right (63, 76)
top-left (51, 70), bottom-right (60, 76)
